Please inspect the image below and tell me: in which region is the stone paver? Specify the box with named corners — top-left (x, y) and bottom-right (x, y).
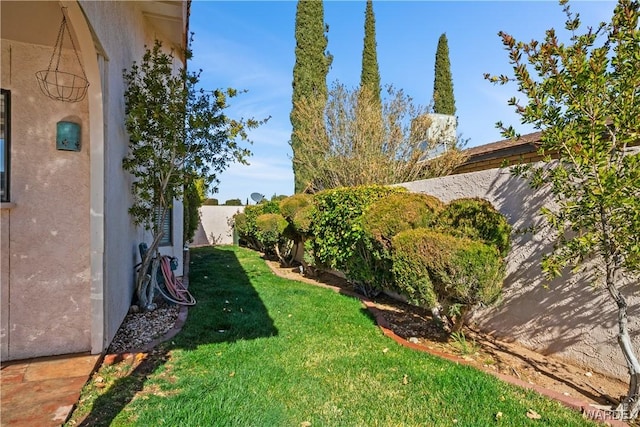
top-left (1, 353), bottom-right (100, 427)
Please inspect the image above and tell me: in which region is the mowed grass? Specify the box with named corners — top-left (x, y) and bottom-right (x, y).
top-left (102, 246), bottom-right (594, 426)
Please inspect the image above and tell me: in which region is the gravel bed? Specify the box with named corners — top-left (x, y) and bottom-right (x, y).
top-left (107, 302), bottom-right (180, 353)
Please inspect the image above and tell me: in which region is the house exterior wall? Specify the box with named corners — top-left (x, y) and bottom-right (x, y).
top-left (1, 1), bottom-right (187, 360)
top-left (0, 39), bottom-right (91, 360)
top-left (399, 168), bottom-right (639, 381)
top-left (78, 0), bottom-right (185, 351)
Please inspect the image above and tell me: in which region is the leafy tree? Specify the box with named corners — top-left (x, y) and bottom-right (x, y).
top-left (360, 0), bottom-right (381, 106)
top-left (486, 0), bottom-right (640, 417)
top-left (290, 0), bottom-right (333, 193)
top-left (293, 82), bottom-right (467, 191)
top-left (123, 40), bottom-right (264, 310)
top-left (433, 33), bottom-right (456, 116)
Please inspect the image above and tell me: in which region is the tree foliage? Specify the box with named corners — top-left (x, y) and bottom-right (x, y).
top-left (433, 33), bottom-right (456, 116)
top-left (123, 40), bottom-right (264, 309)
top-left (293, 82), bottom-right (467, 191)
top-left (487, 0), bottom-right (640, 417)
top-left (392, 229), bottom-right (505, 331)
top-left (360, 0), bottom-right (381, 107)
top-left (290, 0), bottom-right (333, 193)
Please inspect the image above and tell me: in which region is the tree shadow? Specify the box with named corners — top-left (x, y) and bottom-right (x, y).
top-left (470, 168), bottom-right (639, 360)
top-left (77, 246), bottom-right (277, 426)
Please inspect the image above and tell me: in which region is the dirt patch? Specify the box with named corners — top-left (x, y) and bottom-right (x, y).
top-left (265, 259), bottom-right (628, 410)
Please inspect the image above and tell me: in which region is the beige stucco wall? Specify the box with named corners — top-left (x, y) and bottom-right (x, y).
top-left (193, 205), bottom-right (245, 246)
top-left (400, 168), bottom-right (638, 381)
top-left (78, 0), bottom-right (185, 351)
top-left (1, 1), bottom-right (187, 360)
top-left (0, 39), bottom-right (91, 360)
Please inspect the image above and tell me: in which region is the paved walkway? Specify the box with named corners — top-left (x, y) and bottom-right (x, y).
top-left (1, 353), bottom-right (100, 426)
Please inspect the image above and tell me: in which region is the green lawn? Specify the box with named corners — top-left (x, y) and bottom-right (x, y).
top-left (72, 246), bottom-right (595, 426)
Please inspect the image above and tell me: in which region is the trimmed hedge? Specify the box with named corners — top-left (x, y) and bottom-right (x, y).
top-left (436, 198), bottom-right (512, 257)
top-left (345, 193), bottom-right (444, 294)
top-left (392, 229), bottom-right (504, 315)
top-left (234, 201), bottom-right (282, 251)
top-left (255, 213), bottom-right (289, 251)
top-left (362, 193), bottom-right (443, 248)
top-left (310, 185), bottom-right (406, 271)
top-left (280, 194), bottom-right (314, 238)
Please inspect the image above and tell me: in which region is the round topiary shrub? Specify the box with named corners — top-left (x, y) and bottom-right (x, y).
top-left (310, 185), bottom-right (406, 271)
top-left (362, 192), bottom-right (443, 248)
top-left (392, 228), bottom-right (505, 329)
top-left (255, 213), bottom-right (288, 247)
top-left (345, 193), bottom-right (444, 295)
top-left (279, 194), bottom-right (312, 222)
top-left (292, 204), bottom-right (314, 236)
top-left (280, 194), bottom-right (314, 239)
top-left (233, 212), bottom-right (249, 237)
top-left (436, 198), bottom-right (512, 257)
top-left (255, 213), bottom-right (290, 264)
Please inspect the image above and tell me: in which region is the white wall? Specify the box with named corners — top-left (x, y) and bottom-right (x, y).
top-left (400, 168), bottom-right (638, 381)
top-left (193, 206), bottom-right (245, 246)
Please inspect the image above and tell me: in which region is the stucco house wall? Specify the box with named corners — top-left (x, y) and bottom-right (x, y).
top-left (399, 168), bottom-right (639, 381)
top-left (1, 1), bottom-right (187, 361)
top-left (78, 0), bottom-right (186, 355)
top-left (0, 39), bottom-right (91, 360)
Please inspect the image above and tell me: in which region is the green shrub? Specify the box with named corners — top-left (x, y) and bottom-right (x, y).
top-left (233, 212), bottom-right (249, 236)
top-left (292, 205), bottom-right (314, 236)
top-left (233, 201), bottom-right (281, 251)
top-left (224, 198), bottom-right (243, 206)
top-left (310, 185), bottom-right (406, 271)
top-left (346, 193), bottom-right (444, 294)
top-left (255, 213), bottom-right (288, 249)
top-left (391, 229), bottom-right (440, 308)
top-left (255, 213), bottom-right (292, 264)
top-left (392, 229), bottom-right (505, 328)
top-left (280, 194), bottom-right (314, 237)
top-left (436, 198), bottom-right (512, 257)
top-left (362, 193), bottom-right (443, 248)
top-left (202, 198), bottom-right (219, 206)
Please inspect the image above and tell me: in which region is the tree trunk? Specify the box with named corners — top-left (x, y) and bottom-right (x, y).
top-left (135, 231), bottom-right (164, 311)
top-left (608, 274), bottom-right (640, 420)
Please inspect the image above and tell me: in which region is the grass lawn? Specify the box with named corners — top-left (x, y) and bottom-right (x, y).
top-left (70, 246), bottom-right (595, 426)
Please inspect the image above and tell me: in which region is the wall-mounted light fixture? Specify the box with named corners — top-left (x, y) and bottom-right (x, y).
top-left (56, 121), bottom-right (81, 151)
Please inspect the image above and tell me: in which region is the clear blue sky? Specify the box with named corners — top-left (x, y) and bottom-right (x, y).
top-left (189, 1), bottom-right (615, 204)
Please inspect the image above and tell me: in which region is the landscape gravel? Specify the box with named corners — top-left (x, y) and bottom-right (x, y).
top-left (107, 303), bottom-right (180, 353)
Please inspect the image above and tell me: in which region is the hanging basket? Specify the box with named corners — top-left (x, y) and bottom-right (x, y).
top-left (35, 9), bottom-right (90, 103)
top-left (35, 70), bottom-right (89, 103)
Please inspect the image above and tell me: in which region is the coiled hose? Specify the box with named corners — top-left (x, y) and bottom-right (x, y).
top-left (156, 255), bottom-right (196, 306)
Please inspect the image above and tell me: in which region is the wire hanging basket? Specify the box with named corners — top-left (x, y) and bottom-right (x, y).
top-left (35, 9), bottom-right (89, 103)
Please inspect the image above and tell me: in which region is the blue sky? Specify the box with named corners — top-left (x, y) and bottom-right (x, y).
top-left (189, 1), bottom-right (615, 203)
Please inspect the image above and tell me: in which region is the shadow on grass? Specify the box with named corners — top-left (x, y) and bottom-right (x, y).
top-left (76, 246), bottom-right (277, 427)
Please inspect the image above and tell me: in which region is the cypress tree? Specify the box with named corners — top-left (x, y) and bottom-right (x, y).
top-left (290, 0), bottom-right (332, 193)
top-left (433, 33), bottom-right (456, 116)
top-left (360, 0), bottom-right (381, 105)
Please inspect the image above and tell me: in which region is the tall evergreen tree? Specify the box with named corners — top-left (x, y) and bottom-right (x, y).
top-left (290, 0), bottom-right (332, 193)
top-left (360, 0), bottom-right (381, 105)
top-left (433, 33), bottom-right (456, 115)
